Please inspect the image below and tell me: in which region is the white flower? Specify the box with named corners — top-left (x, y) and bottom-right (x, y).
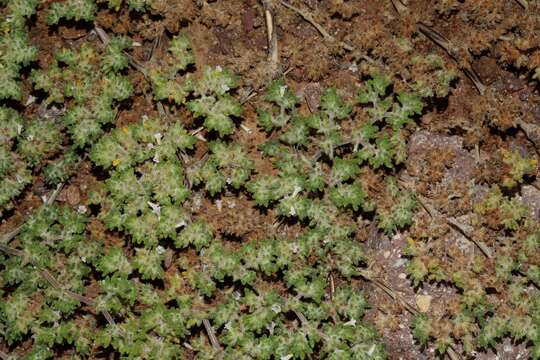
top-left (156, 246), bottom-right (165, 254)
top-left (281, 355), bottom-right (293, 360)
top-left (175, 220), bottom-right (186, 228)
top-left (271, 304), bottom-right (281, 314)
top-left (279, 85), bottom-right (287, 98)
top-left (147, 201), bottom-right (161, 215)
top-left (291, 185), bottom-right (302, 198)
top-left (266, 321), bottom-right (276, 334)
top-left (344, 318), bottom-right (356, 327)
top-left (240, 124), bottom-right (252, 134)
top-left (289, 206), bottom-right (296, 216)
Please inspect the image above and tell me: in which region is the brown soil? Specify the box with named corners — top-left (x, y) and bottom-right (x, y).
top-left (2, 1), bottom-right (540, 359)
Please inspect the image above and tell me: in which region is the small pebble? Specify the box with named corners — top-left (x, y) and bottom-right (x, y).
top-left (416, 295), bottom-right (433, 313)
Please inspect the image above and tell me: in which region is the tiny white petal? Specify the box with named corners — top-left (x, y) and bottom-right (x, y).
top-left (271, 304), bottom-right (281, 313)
top-left (25, 95), bottom-right (36, 106)
top-left (279, 85), bottom-right (287, 98)
top-left (240, 124), bottom-right (252, 134)
top-left (147, 201), bottom-right (161, 215)
top-left (291, 186), bottom-right (302, 198)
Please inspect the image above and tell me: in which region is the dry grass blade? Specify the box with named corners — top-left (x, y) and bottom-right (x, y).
top-left (417, 23), bottom-right (485, 95)
top-left (515, 0), bottom-right (528, 8)
top-left (94, 24), bottom-right (148, 78)
top-left (414, 193), bottom-right (493, 258)
top-left (0, 244), bottom-right (120, 332)
top-left (1, 183), bottom-right (64, 245)
top-left (517, 118), bottom-right (540, 152)
top-left (358, 269), bottom-right (462, 360)
top-left (203, 319), bottom-right (222, 352)
top-left (261, 0), bottom-right (280, 75)
top-left (279, 0), bottom-right (353, 51)
top-left (390, 0), bottom-right (408, 15)
top-left (1, 225), bottom-right (23, 245)
top-left (446, 217), bottom-right (493, 258)
top-left (292, 309), bottom-right (331, 341)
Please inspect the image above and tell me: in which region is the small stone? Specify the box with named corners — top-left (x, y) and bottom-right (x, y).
top-left (65, 185), bottom-right (80, 206)
top-left (398, 273), bottom-right (407, 279)
top-left (416, 295), bottom-right (433, 313)
top-left (383, 251), bottom-right (391, 259)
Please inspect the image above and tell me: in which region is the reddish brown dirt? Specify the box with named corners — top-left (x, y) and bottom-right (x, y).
top-left (2, 1), bottom-right (540, 359)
